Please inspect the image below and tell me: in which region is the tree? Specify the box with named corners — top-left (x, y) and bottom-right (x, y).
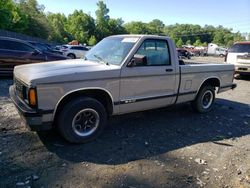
top-left (186, 39), bottom-right (191, 45)
top-left (233, 32), bottom-right (244, 43)
top-left (148, 19), bottom-right (165, 34)
top-left (108, 18), bottom-right (126, 35)
top-left (193, 39), bottom-right (202, 46)
top-left (95, 0), bottom-right (110, 40)
top-left (176, 38), bottom-right (183, 48)
top-left (66, 10), bottom-right (95, 44)
top-left (124, 21), bottom-right (150, 34)
top-left (0, 0), bottom-right (28, 33)
top-left (18, 0), bottom-right (50, 38)
top-left (47, 13), bottom-right (70, 42)
top-left (88, 35), bottom-right (97, 45)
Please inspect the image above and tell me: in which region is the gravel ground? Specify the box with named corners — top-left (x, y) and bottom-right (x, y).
top-left (0, 57), bottom-right (250, 188)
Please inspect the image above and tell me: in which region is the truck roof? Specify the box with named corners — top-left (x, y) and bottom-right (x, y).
top-left (108, 34), bottom-right (170, 39)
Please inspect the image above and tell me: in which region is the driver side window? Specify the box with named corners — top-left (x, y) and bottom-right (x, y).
top-left (136, 39), bottom-right (171, 66)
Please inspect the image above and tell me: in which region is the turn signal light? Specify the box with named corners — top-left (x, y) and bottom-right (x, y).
top-left (28, 88), bottom-right (37, 107)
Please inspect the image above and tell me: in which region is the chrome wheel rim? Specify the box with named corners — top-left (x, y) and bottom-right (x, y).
top-left (72, 108), bottom-right (100, 137)
top-left (201, 90), bottom-right (213, 109)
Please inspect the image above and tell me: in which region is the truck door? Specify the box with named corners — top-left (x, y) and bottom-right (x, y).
top-left (119, 39), bottom-right (177, 114)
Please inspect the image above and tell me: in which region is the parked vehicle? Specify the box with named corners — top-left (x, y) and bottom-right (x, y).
top-left (0, 37), bottom-right (67, 75)
top-left (61, 45), bottom-right (89, 59)
top-left (207, 43), bottom-right (227, 57)
top-left (10, 35), bottom-right (236, 143)
top-left (28, 41), bottom-right (63, 55)
top-left (225, 42), bottom-right (250, 75)
top-left (176, 48), bottom-right (191, 59)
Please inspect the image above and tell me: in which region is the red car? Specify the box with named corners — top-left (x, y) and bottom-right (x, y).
top-left (0, 37), bottom-right (67, 75)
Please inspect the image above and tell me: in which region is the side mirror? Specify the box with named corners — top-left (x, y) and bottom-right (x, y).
top-left (127, 54), bottom-right (147, 67)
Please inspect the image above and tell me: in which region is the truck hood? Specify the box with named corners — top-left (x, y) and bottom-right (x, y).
top-left (14, 59), bottom-right (120, 85)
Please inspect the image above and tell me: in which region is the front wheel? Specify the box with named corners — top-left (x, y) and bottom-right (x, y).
top-left (191, 85), bottom-right (215, 113)
top-left (57, 97), bottom-right (107, 143)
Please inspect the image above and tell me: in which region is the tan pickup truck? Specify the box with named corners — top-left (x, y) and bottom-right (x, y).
top-left (10, 35), bottom-right (236, 143)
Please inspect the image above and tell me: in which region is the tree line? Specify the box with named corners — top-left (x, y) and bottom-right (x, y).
top-left (0, 0), bottom-right (247, 47)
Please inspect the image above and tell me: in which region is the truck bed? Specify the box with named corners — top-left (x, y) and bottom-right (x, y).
top-left (176, 63), bottom-right (235, 104)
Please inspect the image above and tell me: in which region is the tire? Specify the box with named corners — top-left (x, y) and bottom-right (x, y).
top-left (191, 85), bottom-right (215, 113)
top-left (57, 97), bottom-right (107, 143)
top-left (67, 53), bottom-right (76, 59)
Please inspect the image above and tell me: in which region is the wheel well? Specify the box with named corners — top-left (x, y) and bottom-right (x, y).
top-left (199, 78), bottom-right (220, 91)
top-left (67, 53), bottom-right (75, 57)
top-left (54, 89), bottom-right (113, 120)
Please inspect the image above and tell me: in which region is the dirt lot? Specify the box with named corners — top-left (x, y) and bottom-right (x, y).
top-left (0, 57), bottom-right (250, 188)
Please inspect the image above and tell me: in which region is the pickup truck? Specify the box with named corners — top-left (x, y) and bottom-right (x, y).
top-left (10, 35), bottom-right (237, 143)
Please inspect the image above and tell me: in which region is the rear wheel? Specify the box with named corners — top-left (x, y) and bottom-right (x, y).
top-left (192, 85), bottom-right (215, 113)
top-left (57, 97), bottom-right (107, 143)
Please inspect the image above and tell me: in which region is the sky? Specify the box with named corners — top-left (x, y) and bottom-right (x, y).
top-left (37, 0), bottom-right (250, 33)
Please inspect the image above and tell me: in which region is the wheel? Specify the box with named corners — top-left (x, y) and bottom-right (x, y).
top-left (57, 97), bottom-right (107, 143)
top-left (191, 85), bottom-right (215, 113)
top-left (67, 53), bottom-right (76, 59)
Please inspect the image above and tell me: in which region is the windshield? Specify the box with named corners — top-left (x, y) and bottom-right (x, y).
top-left (85, 37), bottom-right (139, 65)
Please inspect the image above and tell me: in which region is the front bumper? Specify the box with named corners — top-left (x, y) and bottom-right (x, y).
top-left (9, 86), bottom-right (52, 131)
top-left (235, 64), bottom-right (250, 74)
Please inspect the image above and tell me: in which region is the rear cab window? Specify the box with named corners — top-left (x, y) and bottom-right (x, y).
top-left (229, 43), bottom-right (250, 53)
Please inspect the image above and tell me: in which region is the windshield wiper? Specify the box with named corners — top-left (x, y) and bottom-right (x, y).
top-left (93, 54), bottom-right (109, 65)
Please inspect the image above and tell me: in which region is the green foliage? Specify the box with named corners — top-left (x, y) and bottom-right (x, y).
top-left (18, 0), bottom-right (50, 38)
top-left (186, 40), bottom-right (191, 45)
top-left (176, 38), bottom-right (183, 47)
top-left (47, 13), bottom-right (70, 42)
top-left (148, 19), bottom-right (165, 34)
top-left (108, 18), bottom-right (126, 35)
top-left (66, 10), bottom-right (95, 44)
top-left (88, 35), bottom-right (97, 46)
top-left (95, 0), bottom-right (110, 40)
top-left (124, 21), bottom-right (150, 34)
top-left (0, 0), bottom-right (247, 47)
top-left (0, 0), bottom-right (28, 33)
top-left (193, 39), bottom-right (202, 46)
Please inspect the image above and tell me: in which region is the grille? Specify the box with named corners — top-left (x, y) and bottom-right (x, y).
top-left (14, 78), bottom-right (26, 100)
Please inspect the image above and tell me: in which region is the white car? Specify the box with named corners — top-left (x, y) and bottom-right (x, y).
top-left (225, 42), bottom-right (250, 75)
top-left (61, 45), bottom-right (89, 59)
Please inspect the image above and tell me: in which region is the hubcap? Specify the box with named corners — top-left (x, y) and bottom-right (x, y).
top-left (72, 108), bottom-right (100, 137)
top-left (201, 90), bottom-right (213, 109)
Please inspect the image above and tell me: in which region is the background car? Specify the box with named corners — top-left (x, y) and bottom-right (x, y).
top-left (0, 37), bottom-right (67, 75)
top-left (61, 45), bottom-right (89, 59)
top-left (28, 41), bottom-right (63, 55)
top-left (177, 48), bottom-right (191, 59)
top-left (225, 42), bottom-right (250, 75)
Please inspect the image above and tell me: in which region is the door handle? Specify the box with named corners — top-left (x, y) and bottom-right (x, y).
top-left (165, 68), bottom-right (173, 72)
